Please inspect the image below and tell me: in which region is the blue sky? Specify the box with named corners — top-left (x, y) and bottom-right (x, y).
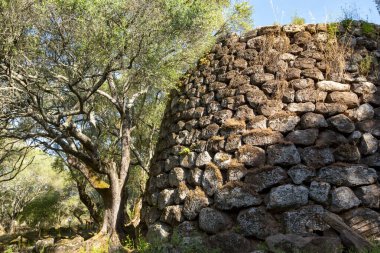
top-left (248, 0), bottom-right (380, 27)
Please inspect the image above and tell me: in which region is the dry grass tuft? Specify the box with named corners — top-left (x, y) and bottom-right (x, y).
top-left (222, 118), bottom-right (246, 130)
top-left (210, 135), bottom-right (225, 141)
top-left (243, 128), bottom-right (276, 136)
top-left (225, 159), bottom-right (245, 170)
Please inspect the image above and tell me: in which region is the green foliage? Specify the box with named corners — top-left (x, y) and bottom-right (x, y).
top-left (224, 2), bottom-right (253, 34)
top-left (179, 147), bottom-right (191, 156)
top-left (341, 18), bottom-right (354, 30)
top-left (0, 149), bottom-right (89, 231)
top-left (359, 55), bottom-right (374, 76)
top-left (125, 165), bottom-right (148, 224)
top-left (367, 241), bottom-right (380, 253)
top-left (361, 21), bottom-right (376, 37)
top-left (0, 140), bottom-right (32, 182)
top-left (291, 14), bottom-right (305, 25)
top-left (4, 247), bottom-right (14, 253)
top-left (127, 230), bottom-right (221, 253)
top-left (124, 233), bottom-right (150, 252)
top-left (21, 191), bottom-right (61, 226)
top-left (327, 22), bottom-right (339, 39)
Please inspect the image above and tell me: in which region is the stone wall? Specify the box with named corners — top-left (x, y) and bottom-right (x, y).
top-left (144, 21), bottom-right (380, 252)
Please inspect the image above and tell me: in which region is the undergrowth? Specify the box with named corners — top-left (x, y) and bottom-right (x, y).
top-left (124, 230), bottom-right (220, 253)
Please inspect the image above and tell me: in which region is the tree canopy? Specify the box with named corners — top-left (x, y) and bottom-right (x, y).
top-left (0, 0), bottom-right (252, 249)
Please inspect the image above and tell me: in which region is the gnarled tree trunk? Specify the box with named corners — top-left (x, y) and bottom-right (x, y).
top-left (96, 162), bottom-right (129, 251)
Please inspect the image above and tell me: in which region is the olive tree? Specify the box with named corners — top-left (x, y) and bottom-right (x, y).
top-left (0, 0), bottom-right (252, 249)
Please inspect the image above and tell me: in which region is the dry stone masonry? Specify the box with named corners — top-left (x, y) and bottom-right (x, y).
top-left (144, 21), bottom-right (380, 253)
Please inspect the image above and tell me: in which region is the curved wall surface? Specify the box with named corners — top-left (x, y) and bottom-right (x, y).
top-left (144, 22), bottom-right (380, 252)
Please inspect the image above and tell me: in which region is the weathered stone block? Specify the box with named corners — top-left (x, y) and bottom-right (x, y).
top-left (317, 164), bottom-right (377, 186)
top-left (300, 112), bottom-right (328, 129)
top-left (245, 166), bottom-right (288, 192)
top-left (286, 68), bottom-right (302, 80)
top-left (315, 103), bottom-right (348, 116)
top-left (158, 189), bottom-right (176, 210)
top-left (183, 187), bottom-right (210, 220)
top-left (215, 183), bottom-right (262, 210)
top-left (327, 114), bottom-right (355, 133)
top-left (309, 181), bottom-right (331, 203)
top-left (287, 102), bottom-right (315, 112)
top-left (294, 31), bottom-right (312, 45)
top-left (169, 167), bottom-right (187, 187)
top-left (179, 152), bottom-right (196, 168)
top-left (290, 78), bottom-right (312, 90)
top-left (326, 92), bottom-right (359, 108)
top-left (333, 144), bottom-right (361, 162)
top-left (267, 143), bottom-right (301, 166)
top-left (237, 145), bottom-right (266, 167)
top-left (251, 72), bottom-right (275, 85)
top-left (235, 105), bottom-right (255, 120)
top-left (199, 208), bottom-right (232, 234)
top-left (233, 58), bottom-right (248, 70)
top-left (315, 130), bottom-right (348, 147)
top-left (259, 100), bottom-right (284, 116)
top-left (213, 109), bottom-right (233, 124)
top-left (225, 134), bottom-right (242, 152)
top-left (302, 68), bottom-right (324, 80)
top-left (331, 187), bottom-right (361, 212)
top-left (202, 164), bottom-right (223, 196)
top-left (237, 206), bottom-right (280, 239)
top-left (195, 151), bottom-right (212, 167)
top-left (247, 115), bottom-right (268, 129)
top-left (295, 89), bottom-right (327, 103)
top-left (147, 222), bottom-right (172, 242)
top-left (213, 152), bottom-right (232, 169)
top-left (283, 205), bottom-right (329, 234)
top-left (359, 133), bottom-right (378, 155)
top-left (156, 173), bottom-right (170, 189)
top-left (265, 234), bottom-right (342, 253)
top-left (356, 119), bottom-right (380, 138)
top-left (316, 81), bottom-right (350, 91)
top-left (294, 57), bottom-right (316, 69)
top-left (352, 82), bottom-right (377, 94)
top-left (226, 163), bottom-right (247, 181)
top-left (354, 184), bottom-right (380, 209)
top-left (267, 184), bottom-right (309, 209)
top-left (160, 205), bottom-right (184, 225)
top-left (207, 232), bottom-right (255, 253)
top-left (286, 129), bottom-right (319, 146)
top-left (268, 112), bottom-right (300, 132)
top-left (246, 89), bottom-right (267, 108)
top-left (188, 168), bottom-right (203, 186)
top-left (288, 165), bottom-right (316, 184)
top-left (347, 103), bottom-right (374, 121)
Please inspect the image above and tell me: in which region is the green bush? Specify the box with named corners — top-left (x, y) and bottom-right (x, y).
top-left (179, 147), bottom-right (191, 156)
top-left (341, 18), bottom-right (354, 30)
top-left (125, 230), bottom-right (220, 253)
top-left (291, 14), bottom-right (305, 25)
top-left (361, 21), bottom-right (376, 37)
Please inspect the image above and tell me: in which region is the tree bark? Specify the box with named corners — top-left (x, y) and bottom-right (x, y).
top-left (96, 168), bottom-right (128, 252)
top-left (75, 177), bottom-right (102, 225)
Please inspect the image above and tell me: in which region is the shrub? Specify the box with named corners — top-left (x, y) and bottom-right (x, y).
top-left (359, 55), bottom-right (374, 76)
top-left (179, 147), bottom-right (191, 155)
top-left (361, 21), bottom-right (376, 37)
top-left (291, 14), bottom-right (305, 25)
